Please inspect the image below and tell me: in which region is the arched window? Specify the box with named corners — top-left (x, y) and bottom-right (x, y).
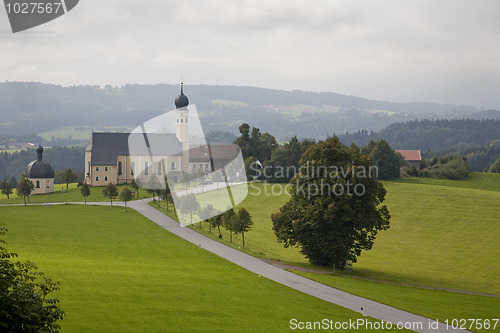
top-left (144, 161), bottom-right (149, 175)
top-left (131, 162), bottom-right (135, 175)
top-left (171, 162), bottom-right (176, 171)
top-left (36, 180), bottom-right (40, 188)
top-left (158, 162), bottom-right (162, 175)
top-left (118, 161), bottom-right (122, 175)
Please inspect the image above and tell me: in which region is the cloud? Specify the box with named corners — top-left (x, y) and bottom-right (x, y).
top-left (1, 0), bottom-right (499, 106)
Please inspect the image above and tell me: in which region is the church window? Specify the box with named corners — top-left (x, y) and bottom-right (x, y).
top-left (177, 119), bottom-right (179, 123)
top-left (158, 162), bottom-right (162, 175)
top-left (118, 161), bottom-right (122, 175)
top-left (96, 176), bottom-right (99, 181)
top-left (131, 162), bottom-right (135, 175)
top-left (171, 162), bottom-right (176, 171)
top-left (145, 162), bottom-right (149, 175)
top-left (96, 167), bottom-right (99, 171)
top-left (36, 180), bottom-right (40, 188)
top-left (181, 119), bottom-right (183, 123)
top-left (185, 119), bottom-right (188, 123)
top-left (105, 166), bottom-right (108, 171)
top-left (105, 176), bottom-right (108, 181)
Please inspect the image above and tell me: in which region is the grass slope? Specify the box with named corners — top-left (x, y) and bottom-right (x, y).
top-left (2, 205), bottom-right (398, 332)
top-left (154, 174), bottom-right (500, 331)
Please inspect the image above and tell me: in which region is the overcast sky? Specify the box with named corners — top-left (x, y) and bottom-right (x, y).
top-left (1, 0), bottom-right (500, 108)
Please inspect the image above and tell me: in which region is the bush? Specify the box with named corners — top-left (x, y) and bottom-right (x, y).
top-left (439, 158), bottom-right (468, 180)
top-left (489, 158), bottom-right (500, 173)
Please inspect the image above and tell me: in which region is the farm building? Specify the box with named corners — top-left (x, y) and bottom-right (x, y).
top-left (395, 150), bottom-right (422, 169)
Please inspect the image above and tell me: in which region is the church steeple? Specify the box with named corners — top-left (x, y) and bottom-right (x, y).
top-left (175, 82), bottom-right (189, 144)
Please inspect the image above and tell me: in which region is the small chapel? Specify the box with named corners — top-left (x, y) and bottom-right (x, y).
top-left (25, 145), bottom-right (55, 194)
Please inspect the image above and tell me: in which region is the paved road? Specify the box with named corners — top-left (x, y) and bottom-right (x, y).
top-left (127, 198), bottom-right (467, 333)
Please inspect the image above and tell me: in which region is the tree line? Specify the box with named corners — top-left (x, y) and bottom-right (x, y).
top-left (0, 146), bottom-right (85, 181)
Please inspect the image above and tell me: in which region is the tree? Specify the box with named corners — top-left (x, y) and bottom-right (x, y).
top-left (57, 168), bottom-right (79, 189)
top-left (198, 204), bottom-right (216, 231)
top-left (489, 158), bottom-right (500, 173)
top-left (269, 136), bottom-right (304, 182)
top-left (102, 183), bottom-right (118, 206)
top-left (160, 176), bottom-right (172, 211)
top-left (362, 139), bottom-right (400, 180)
top-left (0, 177), bottom-right (14, 199)
top-left (222, 208), bottom-right (236, 242)
top-left (0, 225), bottom-right (64, 332)
top-left (232, 208), bottom-right (253, 247)
top-left (209, 210), bottom-right (223, 238)
top-left (80, 182), bottom-right (90, 205)
top-left (130, 178), bottom-right (140, 198)
top-left (119, 187), bottom-right (133, 211)
top-left (17, 178), bottom-right (34, 205)
top-left (178, 194), bottom-right (200, 225)
top-left (272, 137), bottom-right (390, 268)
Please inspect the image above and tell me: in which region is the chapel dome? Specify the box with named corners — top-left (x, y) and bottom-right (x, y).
top-left (25, 145), bottom-right (55, 178)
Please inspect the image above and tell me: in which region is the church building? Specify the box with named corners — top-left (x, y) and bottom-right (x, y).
top-left (84, 83), bottom-right (239, 187)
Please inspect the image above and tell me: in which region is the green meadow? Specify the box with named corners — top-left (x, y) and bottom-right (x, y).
top-left (2, 173), bottom-right (499, 331)
top-left (0, 182), bottom-right (151, 204)
top-left (1, 205), bottom-right (395, 332)
top-left (155, 173), bottom-right (500, 331)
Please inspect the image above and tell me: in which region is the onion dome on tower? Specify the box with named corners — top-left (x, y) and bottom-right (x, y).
top-left (26, 145), bottom-right (55, 179)
top-left (174, 82), bottom-right (189, 109)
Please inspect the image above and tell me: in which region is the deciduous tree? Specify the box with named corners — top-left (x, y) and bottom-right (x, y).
top-left (119, 186), bottom-right (133, 211)
top-left (0, 177), bottom-right (14, 199)
top-left (232, 208), bottom-right (253, 247)
top-left (179, 193), bottom-right (200, 225)
top-left (272, 137), bottom-right (390, 268)
top-left (222, 208), bottom-right (236, 242)
top-left (57, 168), bottom-right (79, 189)
top-left (17, 177), bottom-right (34, 205)
top-left (80, 182), bottom-right (90, 205)
top-left (102, 183), bottom-right (118, 206)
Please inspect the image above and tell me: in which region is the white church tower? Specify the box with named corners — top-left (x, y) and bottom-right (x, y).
top-left (174, 82), bottom-right (190, 172)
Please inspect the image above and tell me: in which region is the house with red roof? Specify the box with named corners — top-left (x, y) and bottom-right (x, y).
top-left (395, 150), bottom-right (422, 169)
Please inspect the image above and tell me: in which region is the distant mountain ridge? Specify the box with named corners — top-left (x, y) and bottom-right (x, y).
top-left (1, 81), bottom-right (499, 140)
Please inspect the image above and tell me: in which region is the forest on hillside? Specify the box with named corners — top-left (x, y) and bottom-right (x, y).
top-left (2, 82), bottom-right (499, 140)
top-left (339, 119), bottom-right (500, 172)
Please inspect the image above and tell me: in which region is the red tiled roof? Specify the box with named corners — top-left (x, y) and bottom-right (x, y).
top-left (395, 150), bottom-right (421, 161)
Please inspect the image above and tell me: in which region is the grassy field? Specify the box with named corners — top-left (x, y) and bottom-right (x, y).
top-left (38, 125), bottom-right (134, 141)
top-left (152, 174), bottom-right (500, 331)
top-left (0, 182), bottom-right (151, 204)
top-left (1, 205), bottom-right (396, 332)
top-left (158, 175), bottom-right (500, 294)
top-left (3, 173), bottom-right (499, 331)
